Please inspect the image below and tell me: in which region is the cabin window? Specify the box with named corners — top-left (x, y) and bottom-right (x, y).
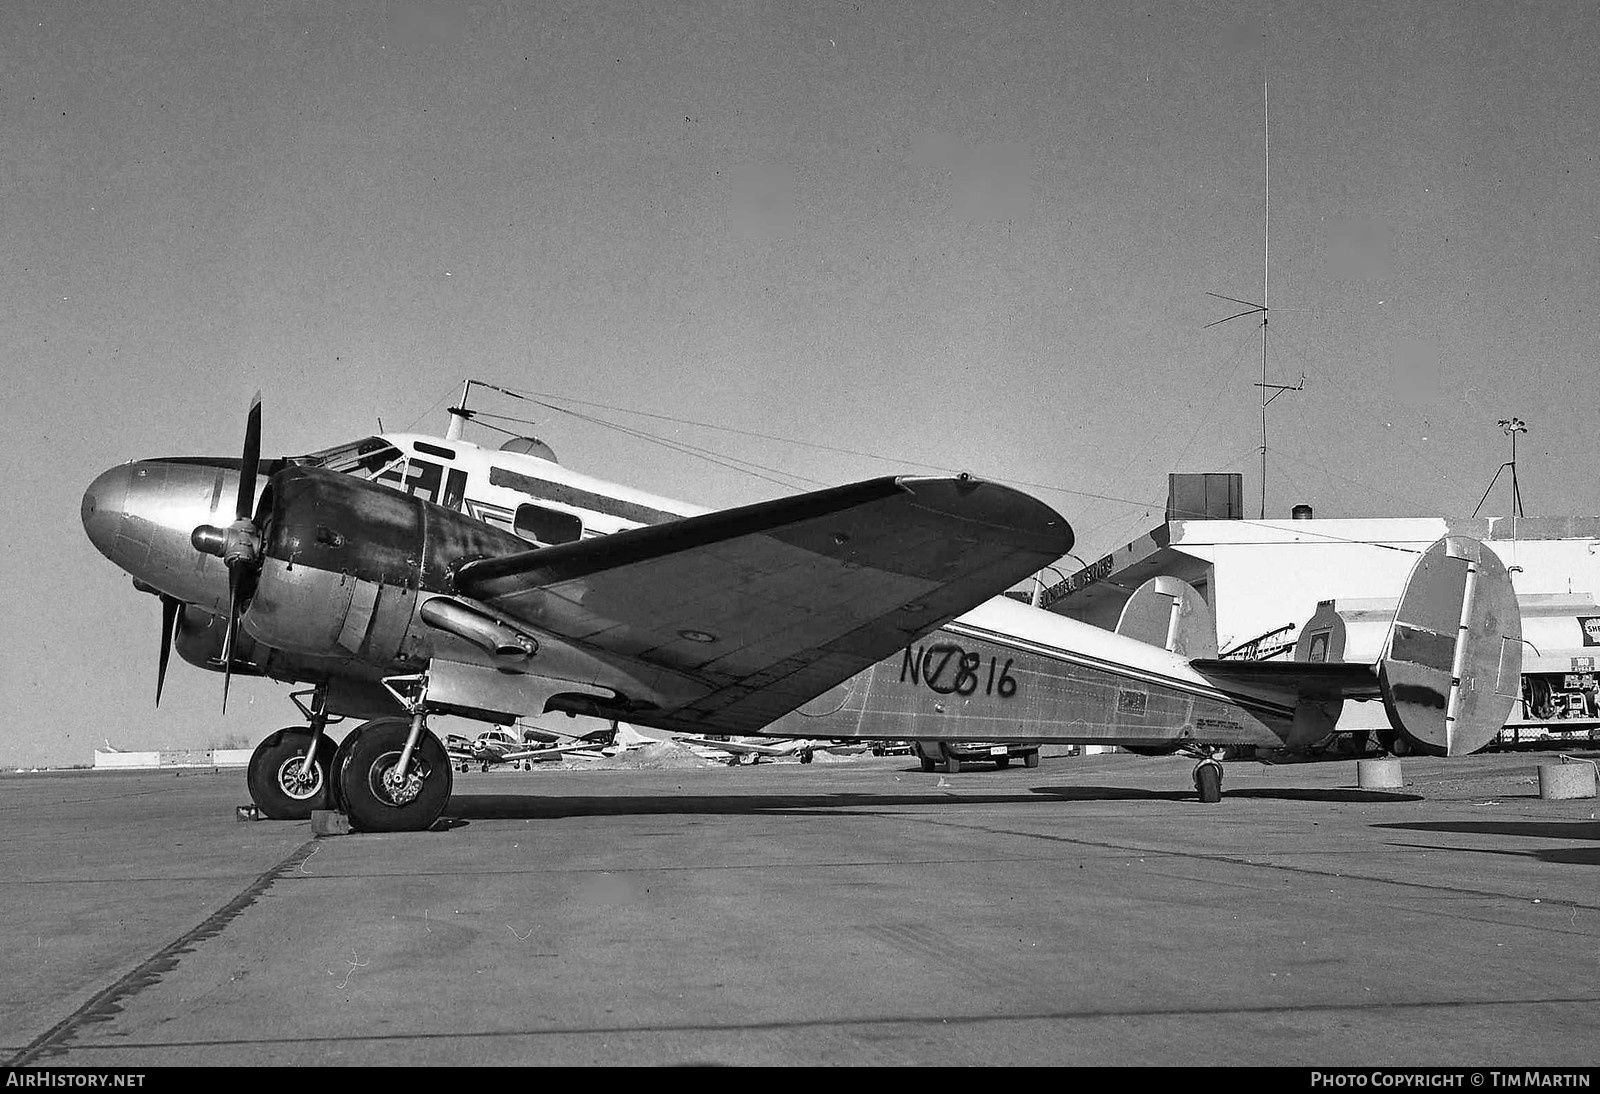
top-left (514, 504), bottom-right (583, 546)
top-left (413, 441), bottom-right (457, 460)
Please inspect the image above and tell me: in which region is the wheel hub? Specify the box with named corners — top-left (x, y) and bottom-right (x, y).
top-left (276, 756), bottom-right (324, 801)
top-left (377, 757), bottom-right (425, 806)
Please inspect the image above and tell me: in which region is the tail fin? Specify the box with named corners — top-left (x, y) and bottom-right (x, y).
top-left (1115, 576), bottom-right (1219, 658)
top-left (1378, 536), bottom-right (1522, 756)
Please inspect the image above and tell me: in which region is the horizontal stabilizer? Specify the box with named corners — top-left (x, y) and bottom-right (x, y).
top-left (1189, 658), bottom-right (1381, 701)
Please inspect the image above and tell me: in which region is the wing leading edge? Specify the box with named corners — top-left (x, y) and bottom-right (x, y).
top-left (454, 474), bottom-right (1073, 733)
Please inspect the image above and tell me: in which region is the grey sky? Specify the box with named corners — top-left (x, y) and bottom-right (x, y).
top-left (4, 1), bottom-right (1597, 766)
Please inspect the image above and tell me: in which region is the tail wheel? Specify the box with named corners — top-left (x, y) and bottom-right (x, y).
top-left (338, 717), bottom-right (453, 833)
top-left (247, 728), bottom-right (334, 819)
top-left (1194, 760), bottom-right (1224, 804)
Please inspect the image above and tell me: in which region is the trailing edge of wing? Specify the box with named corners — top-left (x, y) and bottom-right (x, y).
top-left (1188, 658), bottom-right (1383, 702)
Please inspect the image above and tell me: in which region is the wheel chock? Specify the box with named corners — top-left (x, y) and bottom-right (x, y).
top-left (311, 809), bottom-right (352, 836)
top-left (235, 805), bottom-right (262, 822)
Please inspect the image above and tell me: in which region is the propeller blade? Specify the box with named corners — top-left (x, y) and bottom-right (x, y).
top-left (156, 595), bottom-right (179, 707)
top-left (235, 391), bottom-right (262, 522)
top-left (220, 564), bottom-right (245, 714)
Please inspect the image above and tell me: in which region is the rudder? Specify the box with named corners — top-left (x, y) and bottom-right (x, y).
top-left (1378, 536), bottom-right (1523, 756)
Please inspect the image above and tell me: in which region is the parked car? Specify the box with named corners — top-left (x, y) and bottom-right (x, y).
top-left (912, 740), bottom-right (1040, 773)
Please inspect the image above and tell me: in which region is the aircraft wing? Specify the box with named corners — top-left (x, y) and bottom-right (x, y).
top-left (1188, 659), bottom-right (1383, 703)
top-left (454, 475), bottom-right (1071, 734)
top-left (501, 742), bottom-right (614, 762)
top-left (674, 736), bottom-right (799, 757)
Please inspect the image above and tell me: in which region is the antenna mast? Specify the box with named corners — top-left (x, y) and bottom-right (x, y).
top-left (445, 379), bottom-right (476, 441)
top-left (1471, 417), bottom-right (1528, 518)
top-left (1204, 74), bottom-right (1302, 519)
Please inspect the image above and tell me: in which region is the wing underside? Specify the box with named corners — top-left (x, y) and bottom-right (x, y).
top-left (454, 475), bottom-right (1072, 734)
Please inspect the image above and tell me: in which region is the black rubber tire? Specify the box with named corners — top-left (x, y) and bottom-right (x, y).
top-left (338, 718), bottom-right (453, 833)
top-left (800, 751), bottom-right (813, 764)
top-left (946, 756), bottom-right (963, 774)
top-left (246, 727), bottom-right (335, 820)
top-left (919, 755), bottom-right (936, 772)
top-left (1195, 762), bottom-right (1223, 804)
top-left (327, 725), bottom-right (371, 812)
top-left (995, 755), bottom-right (1010, 768)
top-left (1022, 751), bottom-right (1040, 769)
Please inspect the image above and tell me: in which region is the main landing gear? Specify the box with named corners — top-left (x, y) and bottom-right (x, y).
top-left (333, 715), bottom-right (452, 833)
top-left (244, 675), bottom-right (453, 833)
top-left (246, 687), bottom-right (341, 820)
top-left (329, 673), bottom-right (453, 833)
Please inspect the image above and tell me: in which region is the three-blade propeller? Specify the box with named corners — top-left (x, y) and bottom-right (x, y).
top-left (189, 392), bottom-right (265, 711)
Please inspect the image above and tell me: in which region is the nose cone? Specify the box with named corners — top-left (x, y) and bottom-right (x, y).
top-left (82, 464), bottom-right (134, 560)
top-left (80, 459), bottom-right (238, 614)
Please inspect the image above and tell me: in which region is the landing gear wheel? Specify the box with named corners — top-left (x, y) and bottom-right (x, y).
top-left (247, 728), bottom-right (334, 820)
top-left (919, 755), bottom-right (936, 772)
top-left (946, 756), bottom-right (963, 774)
top-left (327, 724), bottom-right (370, 812)
top-left (337, 718), bottom-right (453, 833)
top-left (995, 756), bottom-right (1010, 768)
top-left (1193, 759), bottom-right (1224, 804)
top-left (800, 750), bottom-right (813, 764)
top-left (1022, 751), bottom-right (1040, 769)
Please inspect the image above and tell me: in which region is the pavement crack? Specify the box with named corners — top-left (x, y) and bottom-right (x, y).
top-left (5, 839), bottom-right (321, 1066)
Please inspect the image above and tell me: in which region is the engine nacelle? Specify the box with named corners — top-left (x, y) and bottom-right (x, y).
top-left (237, 465), bottom-right (524, 668)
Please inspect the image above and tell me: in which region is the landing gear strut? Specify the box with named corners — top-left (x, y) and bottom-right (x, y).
top-left (245, 687), bottom-right (340, 820)
top-left (332, 673), bottom-right (454, 832)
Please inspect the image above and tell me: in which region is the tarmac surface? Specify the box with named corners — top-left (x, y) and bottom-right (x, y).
top-left (1, 748), bottom-right (1597, 1067)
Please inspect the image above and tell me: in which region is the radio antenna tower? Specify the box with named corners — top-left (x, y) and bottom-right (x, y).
top-left (1471, 417), bottom-right (1528, 518)
top-left (1204, 75), bottom-right (1302, 520)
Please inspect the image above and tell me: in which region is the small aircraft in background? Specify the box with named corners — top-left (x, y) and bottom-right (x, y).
top-left (447, 724), bottom-right (623, 771)
top-left (82, 381), bottom-right (1522, 830)
top-left (673, 735), bottom-right (872, 765)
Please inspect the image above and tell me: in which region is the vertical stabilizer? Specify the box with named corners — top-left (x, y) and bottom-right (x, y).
top-left (1378, 537), bottom-right (1522, 756)
top-left (1115, 576), bottom-right (1219, 659)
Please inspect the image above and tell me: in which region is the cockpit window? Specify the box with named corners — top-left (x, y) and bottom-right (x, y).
top-left (295, 437), bottom-right (408, 480)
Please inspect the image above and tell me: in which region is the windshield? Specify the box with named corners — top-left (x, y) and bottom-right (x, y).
top-left (294, 436), bottom-right (408, 480)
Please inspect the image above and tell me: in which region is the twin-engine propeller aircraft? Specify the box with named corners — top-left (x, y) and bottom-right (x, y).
top-left (82, 386), bottom-right (1523, 830)
top-left (81, 391), bottom-right (1073, 830)
top-left (446, 724), bottom-right (621, 772)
